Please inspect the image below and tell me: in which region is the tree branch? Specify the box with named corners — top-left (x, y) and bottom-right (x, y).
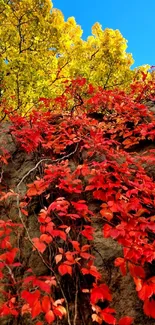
top-left (17, 142), bottom-right (79, 190)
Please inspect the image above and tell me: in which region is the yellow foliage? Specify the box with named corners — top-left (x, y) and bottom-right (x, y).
top-left (0, 0), bottom-right (150, 114)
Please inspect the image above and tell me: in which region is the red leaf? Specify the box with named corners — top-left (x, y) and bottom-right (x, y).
top-left (27, 180), bottom-right (48, 197)
top-left (93, 190), bottom-right (106, 201)
top-left (70, 240), bottom-right (80, 251)
top-left (0, 304), bottom-right (11, 316)
top-left (21, 290), bottom-right (40, 307)
top-left (40, 234), bottom-right (53, 244)
top-left (80, 252), bottom-right (94, 259)
top-left (33, 279), bottom-right (51, 294)
top-left (90, 284), bottom-right (112, 304)
top-left (114, 257), bottom-right (124, 266)
top-left (102, 307), bottom-right (115, 314)
top-left (32, 238), bottom-right (46, 253)
top-left (66, 213), bottom-right (81, 220)
top-left (114, 257), bottom-right (126, 275)
top-left (55, 254), bottom-right (63, 264)
top-left (128, 263), bottom-right (145, 279)
top-left (42, 296), bottom-right (51, 313)
top-left (133, 277), bottom-right (143, 291)
top-left (31, 300), bottom-right (42, 319)
top-left (138, 283), bottom-right (154, 300)
top-left (23, 275), bottom-right (35, 284)
top-left (85, 185), bottom-right (95, 191)
top-left (143, 299), bottom-right (155, 318)
top-left (107, 201), bottom-right (119, 212)
top-left (81, 244), bottom-right (90, 252)
top-left (103, 224), bottom-right (112, 238)
top-left (0, 303), bottom-right (18, 316)
top-left (118, 316), bottom-right (134, 325)
top-left (0, 248), bottom-right (18, 264)
top-left (26, 185), bottom-right (39, 197)
top-left (100, 310), bottom-right (116, 324)
top-left (51, 230), bottom-right (66, 241)
top-left (53, 305), bottom-right (66, 319)
top-left (45, 310), bottom-right (55, 324)
top-left (81, 266), bottom-right (101, 280)
top-left (81, 226), bottom-right (94, 240)
top-left (71, 200), bottom-right (88, 212)
top-left (100, 208), bottom-right (113, 221)
top-left (21, 208), bottom-right (28, 216)
top-left (65, 252), bottom-right (75, 262)
top-left (58, 263), bottom-right (72, 276)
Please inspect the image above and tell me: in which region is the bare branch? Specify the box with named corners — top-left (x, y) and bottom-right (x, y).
top-left (17, 142), bottom-right (79, 190)
top-left (71, 93), bottom-right (84, 115)
top-left (73, 273), bottom-right (78, 325)
top-left (90, 49), bottom-right (100, 60)
top-left (103, 60), bottom-right (115, 89)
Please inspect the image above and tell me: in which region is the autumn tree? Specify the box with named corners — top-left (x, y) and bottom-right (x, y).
top-left (1, 0), bottom-right (55, 111)
top-left (0, 0), bottom-right (148, 114)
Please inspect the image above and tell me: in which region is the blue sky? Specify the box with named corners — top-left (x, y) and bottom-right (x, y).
top-left (52, 0), bottom-right (155, 68)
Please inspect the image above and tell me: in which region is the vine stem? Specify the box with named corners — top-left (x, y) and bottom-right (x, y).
top-left (15, 145), bottom-right (82, 325)
top-left (0, 259), bottom-right (16, 285)
top-left (73, 273), bottom-right (78, 325)
top-left (17, 142), bottom-right (79, 190)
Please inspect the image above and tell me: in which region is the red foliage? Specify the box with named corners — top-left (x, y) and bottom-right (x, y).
top-left (0, 75), bottom-right (155, 323)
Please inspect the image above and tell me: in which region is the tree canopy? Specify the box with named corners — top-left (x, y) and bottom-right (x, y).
top-left (0, 0), bottom-right (150, 113)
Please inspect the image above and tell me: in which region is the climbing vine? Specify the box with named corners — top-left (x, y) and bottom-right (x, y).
top-left (0, 77), bottom-right (155, 324)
